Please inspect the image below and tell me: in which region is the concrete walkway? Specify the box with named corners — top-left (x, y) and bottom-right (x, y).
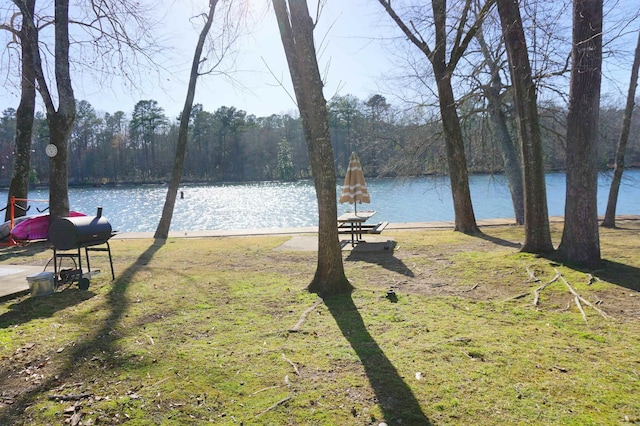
top-left (0, 265), bottom-right (46, 298)
top-left (110, 217), bottom-right (544, 240)
top-left (110, 215), bottom-right (637, 240)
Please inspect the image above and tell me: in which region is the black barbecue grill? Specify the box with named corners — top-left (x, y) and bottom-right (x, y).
top-left (48, 207), bottom-right (115, 290)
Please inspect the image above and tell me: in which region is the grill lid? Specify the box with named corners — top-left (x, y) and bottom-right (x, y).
top-left (49, 215), bottom-right (113, 250)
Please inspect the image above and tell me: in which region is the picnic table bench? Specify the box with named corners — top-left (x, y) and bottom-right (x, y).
top-left (337, 211), bottom-right (388, 246)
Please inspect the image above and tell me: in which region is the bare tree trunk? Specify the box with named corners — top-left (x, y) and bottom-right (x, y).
top-left (427, 0), bottom-right (479, 234)
top-left (273, 0), bottom-right (351, 296)
top-left (434, 72), bottom-right (479, 233)
top-left (601, 29), bottom-right (640, 228)
top-left (155, 0), bottom-right (219, 240)
top-left (486, 91), bottom-right (525, 225)
top-left (496, 0), bottom-right (554, 253)
top-left (378, 0), bottom-right (487, 234)
top-left (476, 27), bottom-right (525, 225)
top-left (4, 0), bottom-right (36, 222)
top-left (47, 0), bottom-right (75, 219)
top-left (14, 0), bottom-right (76, 220)
top-left (557, 0), bottom-right (603, 267)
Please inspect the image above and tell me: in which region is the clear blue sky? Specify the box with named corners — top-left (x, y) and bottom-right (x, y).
top-left (0, 1), bottom-right (637, 119)
top-left (1, 0), bottom-right (393, 119)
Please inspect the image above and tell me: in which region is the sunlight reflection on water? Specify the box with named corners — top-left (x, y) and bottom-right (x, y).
top-left (1, 171), bottom-right (637, 232)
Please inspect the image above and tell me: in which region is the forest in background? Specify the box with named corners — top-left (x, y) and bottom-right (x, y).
top-left (0, 93), bottom-right (638, 187)
top-left (1, 1), bottom-right (639, 192)
top-left (0, 0), bottom-right (634, 298)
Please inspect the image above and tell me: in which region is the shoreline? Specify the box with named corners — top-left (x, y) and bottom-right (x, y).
top-left (2, 215), bottom-right (638, 299)
top-left (111, 215), bottom-right (640, 240)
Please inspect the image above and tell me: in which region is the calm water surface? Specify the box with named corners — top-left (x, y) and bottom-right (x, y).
top-left (1, 171), bottom-right (638, 233)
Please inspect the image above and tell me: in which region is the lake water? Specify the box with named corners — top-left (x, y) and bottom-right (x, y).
top-left (1, 171), bottom-right (638, 233)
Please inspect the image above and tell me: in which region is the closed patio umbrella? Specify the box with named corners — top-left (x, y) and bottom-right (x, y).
top-left (339, 152), bottom-right (370, 213)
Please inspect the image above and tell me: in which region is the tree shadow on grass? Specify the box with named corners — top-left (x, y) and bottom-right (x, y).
top-left (323, 293), bottom-right (431, 425)
top-left (470, 230), bottom-right (522, 248)
top-left (345, 241), bottom-right (415, 277)
top-left (535, 248), bottom-right (640, 310)
top-left (0, 290), bottom-right (96, 329)
top-left (0, 239), bottom-right (166, 423)
top-left (594, 260), bottom-right (640, 292)
top-left (0, 241), bottom-right (52, 262)
top-left (550, 257), bottom-right (640, 293)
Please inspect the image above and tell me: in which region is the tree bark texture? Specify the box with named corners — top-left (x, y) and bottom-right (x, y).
top-left (486, 90), bottom-right (525, 225)
top-left (273, 0), bottom-right (351, 296)
top-left (476, 27), bottom-right (525, 224)
top-left (557, 0), bottom-right (603, 267)
top-left (429, 0), bottom-right (479, 233)
top-left (496, 0), bottom-right (554, 253)
top-left (155, 0), bottom-right (219, 240)
top-left (434, 72), bottom-right (479, 233)
top-left (13, 0), bottom-right (76, 220)
top-left (47, 0), bottom-right (76, 219)
top-left (601, 29), bottom-right (640, 228)
top-left (48, 112), bottom-right (72, 218)
top-left (5, 0), bottom-right (36, 222)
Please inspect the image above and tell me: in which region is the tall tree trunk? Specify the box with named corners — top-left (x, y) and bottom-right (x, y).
top-left (601, 29), bottom-right (640, 228)
top-left (486, 90), bottom-right (525, 224)
top-left (432, 0), bottom-right (478, 234)
top-left (476, 27), bottom-right (525, 224)
top-left (377, 0), bottom-right (484, 234)
top-left (155, 0), bottom-right (218, 240)
top-left (15, 0), bottom-right (76, 220)
top-left (48, 112), bottom-right (72, 217)
top-left (496, 0), bottom-right (554, 253)
top-left (434, 72), bottom-right (479, 233)
top-left (557, 0), bottom-right (603, 267)
top-left (47, 0), bottom-right (75, 219)
top-left (4, 0), bottom-right (36, 222)
top-left (273, 0), bottom-right (351, 296)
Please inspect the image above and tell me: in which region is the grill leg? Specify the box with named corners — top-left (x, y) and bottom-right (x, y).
top-left (83, 242), bottom-right (115, 281)
top-left (106, 241), bottom-right (115, 280)
top-left (52, 249), bottom-right (82, 286)
top-left (76, 247), bottom-right (83, 279)
top-left (53, 248), bottom-right (58, 286)
top-left (84, 246), bottom-right (91, 275)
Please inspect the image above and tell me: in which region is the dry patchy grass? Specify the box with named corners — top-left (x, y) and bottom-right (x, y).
top-left (0, 221), bottom-right (639, 425)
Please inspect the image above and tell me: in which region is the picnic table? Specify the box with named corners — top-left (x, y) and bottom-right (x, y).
top-left (337, 210), bottom-right (379, 247)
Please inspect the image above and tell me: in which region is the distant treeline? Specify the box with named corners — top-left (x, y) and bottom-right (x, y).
top-left (0, 94), bottom-right (639, 187)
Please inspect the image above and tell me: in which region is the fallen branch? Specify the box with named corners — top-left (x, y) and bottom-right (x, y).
top-left (458, 283), bottom-right (479, 294)
top-left (48, 393), bottom-right (93, 401)
top-left (255, 396), bottom-right (292, 418)
top-left (281, 353), bottom-right (300, 376)
top-left (147, 377), bottom-right (171, 389)
top-left (250, 385), bottom-right (281, 396)
top-left (526, 266), bottom-right (541, 282)
top-left (69, 411), bottom-right (83, 426)
top-left (289, 298), bottom-right (323, 332)
top-left (533, 272), bottom-right (561, 306)
top-left (554, 268), bottom-right (610, 320)
top-left (502, 292), bottom-right (529, 302)
top-left (574, 295), bottom-right (588, 323)
top-left (143, 333), bottom-right (155, 345)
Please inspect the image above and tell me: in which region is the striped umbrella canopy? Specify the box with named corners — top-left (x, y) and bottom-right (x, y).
top-left (339, 152), bottom-right (370, 213)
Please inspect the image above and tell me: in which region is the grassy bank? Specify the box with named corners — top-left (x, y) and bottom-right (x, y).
top-left (1, 222), bottom-right (639, 425)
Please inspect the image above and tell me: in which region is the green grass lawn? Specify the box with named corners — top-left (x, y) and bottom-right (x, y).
top-left (1, 222), bottom-right (639, 425)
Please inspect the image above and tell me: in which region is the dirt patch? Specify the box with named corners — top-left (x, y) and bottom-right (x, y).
top-left (339, 222), bottom-right (640, 321)
top-left (1, 222), bottom-right (640, 424)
